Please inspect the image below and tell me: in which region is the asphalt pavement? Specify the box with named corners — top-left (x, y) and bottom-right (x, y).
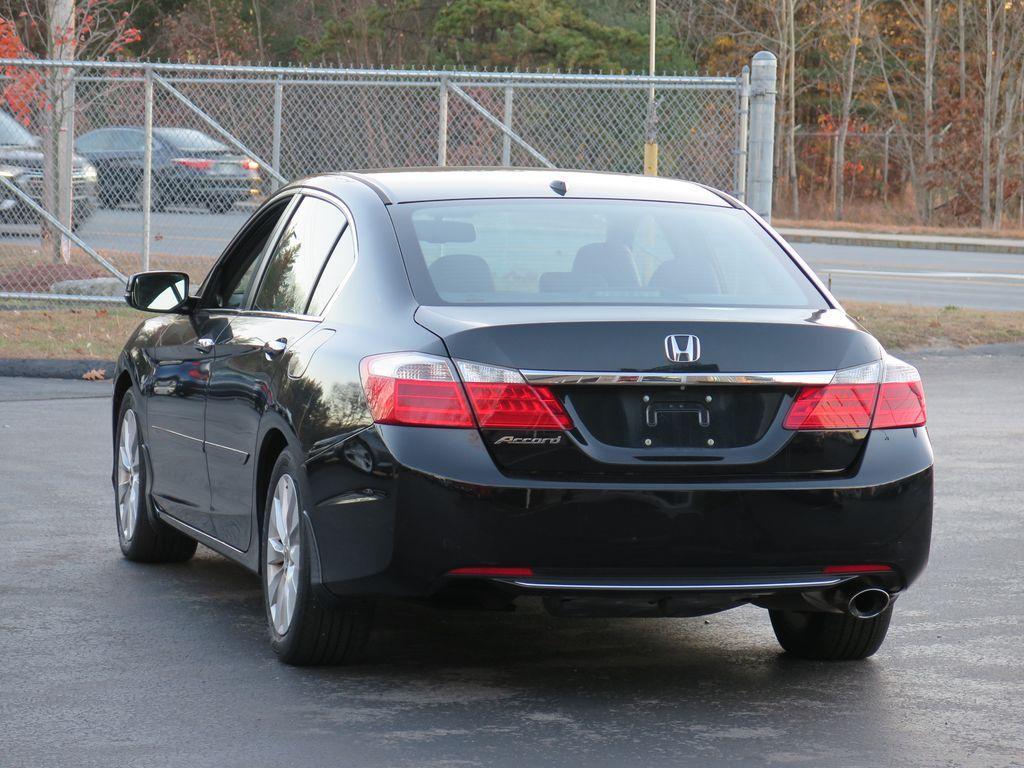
top-left (1, 346), bottom-right (1023, 767)
top-left (3, 207), bottom-right (1023, 310)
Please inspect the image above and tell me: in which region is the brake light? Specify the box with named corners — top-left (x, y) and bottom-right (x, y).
top-left (456, 361), bottom-right (573, 430)
top-left (358, 354), bottom-right (573, 430)
top-left (359, 353), bottom-right (473, 427)
top-left (783, 357), bottom-right (926, 431)
top-left (172, 157), bottom-right (214, 171)
top-left (241, 158), bottom-right (259, 171)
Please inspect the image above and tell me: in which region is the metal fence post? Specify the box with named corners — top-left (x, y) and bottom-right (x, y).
top-left (734, 65), bottom-right (750, 202)
top-left (746, 51), bottom-right (777, 221)
top-left (502, 85), bottom-right (514, 166)
top-left (56, 64), bottom-right (75, 263)
top-left (141, 66), bottom-right (154, 272)
top-left (438, 78), bottom-right (449, 167)
top-left (271, 74), bottom-right (283, 190)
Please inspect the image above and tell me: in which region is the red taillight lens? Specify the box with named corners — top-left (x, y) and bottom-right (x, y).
top-left (241, 158), bottom-right (259, 171)
top-left (360, 354), bottom-right (473, 428)
top-left (463, 383), bottom-right (572, 430)
top-left (783, 383), bottom-right (877, 430)
top-left (872, 358), bottom-right (927, 428)
top-left (172, 157), bottom-right (214, 171)
top-left (784, 357), bottom-right (926, 431)
top-left (359, 354), bottom-right (574, 431)
top-left (456, 360), bottom-right (573, 430)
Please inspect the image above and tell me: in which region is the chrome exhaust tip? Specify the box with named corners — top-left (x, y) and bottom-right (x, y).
top-left (847, 587), bottom-right (891, 619)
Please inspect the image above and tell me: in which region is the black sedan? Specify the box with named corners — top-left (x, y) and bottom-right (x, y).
top-left (113, 169), bottom-right (932, 665)
top-left (77, 127), bottom-right (261, 213)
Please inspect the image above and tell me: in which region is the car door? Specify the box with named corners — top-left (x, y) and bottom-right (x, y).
top-left (144, 311), bottom-right (228, 534)
top-left (204, 193), bottom-right (350, 551)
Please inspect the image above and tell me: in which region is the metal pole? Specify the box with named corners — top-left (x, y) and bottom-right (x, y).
top-left (141, 67), bottom-right (154, 272)
top-left (501, 85), bottom-right (513, 166)
top-left (735, 65), bottom-right (750, 201)
top-left (746, 51), bottom-right (777, 221)
top-left (643, 0), bottom-right (659, 176)
top-left (446, 81), bottom-right (555, 168)
top-left (438, 78), bottom-right (449, 167)
top-left (883, 125), bottom-right (892, 204)
top-left (52, 0), bottom-right (75, 264)
top-left (271, 75), bottom-right (283, 190)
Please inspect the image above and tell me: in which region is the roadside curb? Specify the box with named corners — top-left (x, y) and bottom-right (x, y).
top-left (0, 359), bottom-right (116, 380)
top-left (778, 228), bottom-right (1024, 255)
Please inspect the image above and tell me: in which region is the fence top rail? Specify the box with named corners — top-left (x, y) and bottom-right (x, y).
top-left (0, 57), bottom-right (740, 87)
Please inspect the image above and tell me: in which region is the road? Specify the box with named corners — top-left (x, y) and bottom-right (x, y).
top-left (1, 347), bottom-right (1023, 767)
top-left (2, 207), bottom-right (1023, 309)
top-left (795, 241), bottom-right (1024, 311)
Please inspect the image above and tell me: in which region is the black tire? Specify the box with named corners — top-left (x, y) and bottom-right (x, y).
top-left (262, 450), bottom-right (373, 666)
top-left (769, 606), bottom-right (893, 661)
top-left (114, 391), bottom-right (197, 563)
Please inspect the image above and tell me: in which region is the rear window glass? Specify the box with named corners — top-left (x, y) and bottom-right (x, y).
top-left (391, 199), bottom-right (827, 308)
top-left (154, 128), bottom-right (228, 152)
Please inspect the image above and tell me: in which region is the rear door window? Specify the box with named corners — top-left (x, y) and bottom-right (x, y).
top-left (251, 196), bottom-right (347, 315)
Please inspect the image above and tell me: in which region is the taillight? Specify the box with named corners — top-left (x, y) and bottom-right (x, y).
top-left (359, 353), bottom-right (474, 427)
top-left (456, 360), bottom-right (573, 430)
top-left (172, 157), bottom-right (214, 171)
top-left (358, 353), bottom-right (573, 430)
top-left (873, 357), bottom-right (927, 428)
top-left (241, 158), bottom-right (259, 171)
top-left (783, 357), bottom-right (926, 431)
top-left (783, 361), bottom-right (880, 430)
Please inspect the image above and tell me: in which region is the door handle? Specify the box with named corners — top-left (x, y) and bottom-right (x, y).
top-left (263, 338), bottom-right (288, 359)
top-left (195, 337), bottom-right (215, 353)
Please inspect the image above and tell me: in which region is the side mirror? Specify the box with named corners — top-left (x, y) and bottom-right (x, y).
top-left (125, 271), bottom-right (192, 313)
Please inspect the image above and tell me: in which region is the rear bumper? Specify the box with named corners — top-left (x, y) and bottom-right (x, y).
top-left (304, 426), bottom-right (933, 603)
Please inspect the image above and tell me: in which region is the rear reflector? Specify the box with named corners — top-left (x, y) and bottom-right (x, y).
top-left (448, 567), bottom-right (534, 577)
top-left (359, 354), bottom-right (573, 430)
top-left (823, 564), bottom-right (893, 574)
top-left (784, 357), bottom-right (926, 431)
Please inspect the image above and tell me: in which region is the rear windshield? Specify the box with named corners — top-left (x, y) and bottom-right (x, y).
top-left (391, 199), bottom-right (828, 308)
top-left (154, 128), bottom-right (228, 152)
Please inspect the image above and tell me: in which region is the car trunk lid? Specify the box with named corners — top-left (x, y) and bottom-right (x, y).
top-left (415, 305), bottom-right (881, 480)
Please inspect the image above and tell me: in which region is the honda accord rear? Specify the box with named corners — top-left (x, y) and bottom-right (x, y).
top-left (114, 169), bottom-right (931, 664)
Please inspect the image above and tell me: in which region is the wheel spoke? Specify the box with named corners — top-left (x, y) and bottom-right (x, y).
top-left (266, 473), bottom-right (302, 635)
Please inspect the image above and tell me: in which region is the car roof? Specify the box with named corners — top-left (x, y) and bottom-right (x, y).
top-left (331, 168), bottom-right (732, 206)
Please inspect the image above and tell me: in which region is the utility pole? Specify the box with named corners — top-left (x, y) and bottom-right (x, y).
top-left (52, 0), bottom-right (76, 263)
top-left (643, 0), bottom-right (658, 176)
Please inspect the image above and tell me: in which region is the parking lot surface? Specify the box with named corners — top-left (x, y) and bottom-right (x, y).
top-left (1, 348), bottom-right (1022, 767)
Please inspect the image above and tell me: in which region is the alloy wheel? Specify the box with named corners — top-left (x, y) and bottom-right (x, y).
top-left (117, 409), bottom-right (141, 541)
top-left (266, 474), bottom-right (301, 635)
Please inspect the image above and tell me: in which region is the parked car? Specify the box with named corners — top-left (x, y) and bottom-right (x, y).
top-left (0, 110), bottom-right (98, 229)
top-left (113, 169), bottom-right (932, 666)
top-left (76, 126), bottom-right (261, 213)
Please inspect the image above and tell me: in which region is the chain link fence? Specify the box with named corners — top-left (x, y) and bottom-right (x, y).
top-left (0, 55), bottom-right (775, 359)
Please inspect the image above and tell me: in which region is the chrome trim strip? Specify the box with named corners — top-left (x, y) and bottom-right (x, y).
top-left (508, 577), bottom-right (845, 591)
top-left (151, 425), bottom-right (203, 444)
top-left (155, 507), bottom-right (247, 555)
top-left (204, 439), bottom-right (249, 458)
top-left (519, 370), bottom-right (836, 386)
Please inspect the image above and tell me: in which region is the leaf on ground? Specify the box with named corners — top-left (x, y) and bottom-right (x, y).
top-left (82, 368), bottom-right (107, 381)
